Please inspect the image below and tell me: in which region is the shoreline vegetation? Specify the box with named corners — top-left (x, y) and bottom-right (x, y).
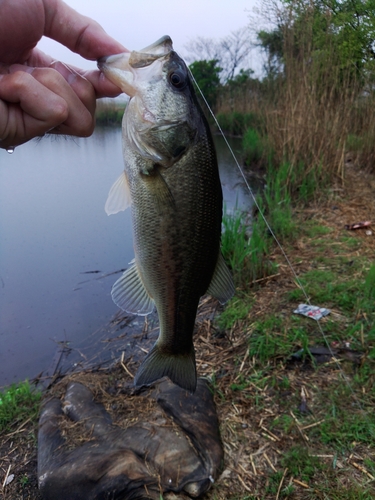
top-left (2, 1), bottom-right (375, 497)
top-left (95, 98), bottom-right (125, 126)
top-left (2, 165), bottom-right (374, 499)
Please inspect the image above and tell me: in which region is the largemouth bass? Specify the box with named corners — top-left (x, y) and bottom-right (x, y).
top-left (98, 36), bottom-right (234, 392)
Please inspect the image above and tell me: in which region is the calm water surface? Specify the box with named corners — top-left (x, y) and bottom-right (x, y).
top-left (0, 128), bottom-right (253, 387)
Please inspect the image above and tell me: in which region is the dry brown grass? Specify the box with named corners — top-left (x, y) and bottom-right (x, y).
top-left (217, 23), bottom-right (375, 184)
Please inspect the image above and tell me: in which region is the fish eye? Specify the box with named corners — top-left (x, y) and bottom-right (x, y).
top-left (168, 70), bottom-right (187, 90)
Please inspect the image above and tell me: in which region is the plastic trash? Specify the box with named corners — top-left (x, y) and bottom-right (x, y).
top-left (344, 221), bottom-right (371, 230)
top-left (293, 304), bottom-right (330, 320)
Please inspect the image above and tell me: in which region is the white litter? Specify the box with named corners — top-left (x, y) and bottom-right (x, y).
top-left (293, 304), bottom-right (330, 321)
top-left (4, 474), bottom-right (14, 486)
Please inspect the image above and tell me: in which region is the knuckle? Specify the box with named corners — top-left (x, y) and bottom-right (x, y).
top-left (74, 110), bottom-right (95, 137)
top-left (53, 100), bottom-right (69, 124)
top-left (8, 70), bottom-right (31, 91)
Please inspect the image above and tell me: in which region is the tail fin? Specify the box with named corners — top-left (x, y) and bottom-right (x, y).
top-left (134, 343), bottom-right (197, 393)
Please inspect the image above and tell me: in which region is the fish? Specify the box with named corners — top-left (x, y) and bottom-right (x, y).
top-left (98, 36), bottom-right (235, 392)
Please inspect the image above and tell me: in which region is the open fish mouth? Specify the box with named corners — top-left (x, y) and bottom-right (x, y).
top-left (97, 36), bottom-right (173, 97)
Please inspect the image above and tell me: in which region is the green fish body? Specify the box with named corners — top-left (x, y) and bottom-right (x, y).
top-left (98, 36), bottom-right (234, 392)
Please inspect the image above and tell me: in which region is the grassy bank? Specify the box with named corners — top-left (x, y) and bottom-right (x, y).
top-left (211, 164), bottom-right (375, 498)
top-left (2, 163), bottom-right (374, 498)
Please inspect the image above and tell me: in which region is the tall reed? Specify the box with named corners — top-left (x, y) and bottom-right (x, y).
top-left (216, 6), bottom-right (375, 183)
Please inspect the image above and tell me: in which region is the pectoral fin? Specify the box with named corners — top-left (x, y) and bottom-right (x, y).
top-left (143, 165), bottom-right (175, 211)
top-left (111, 261), bottom-right (154, 315)
top-left (105, 171), bottom-right (131, 215)
top-left (206, 252), bottom-right (235, 304)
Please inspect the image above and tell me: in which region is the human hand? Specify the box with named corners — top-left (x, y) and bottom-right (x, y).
top-left (0, 0), bottom-right (127, 150)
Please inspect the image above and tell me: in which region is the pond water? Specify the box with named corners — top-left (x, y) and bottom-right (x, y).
top-left (0, 128), bottom-right (255, 387)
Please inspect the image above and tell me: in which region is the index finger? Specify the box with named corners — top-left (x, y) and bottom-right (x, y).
top-left (42, 0), bottom-right (128, 60)
top-left (25, 49), bottom-right (123, 98)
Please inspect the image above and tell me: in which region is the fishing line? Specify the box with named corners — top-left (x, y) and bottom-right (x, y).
top-left (189, 68), bottom-right (365, 413)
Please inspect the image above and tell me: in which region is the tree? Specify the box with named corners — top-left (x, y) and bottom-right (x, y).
top-left (257, 0), bottom-right (375, 81)
top-left (257, 28), bottom-right (284, 76)
top-left (188, 59), bottom-right (222, 109)
top-left (185, 27), bottom-right (253, 83)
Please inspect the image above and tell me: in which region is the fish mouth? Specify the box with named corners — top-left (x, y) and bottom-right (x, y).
top-left (130, 35), bottom-right (173, 67)
top-left (98, 36), bottom-right (173, 97)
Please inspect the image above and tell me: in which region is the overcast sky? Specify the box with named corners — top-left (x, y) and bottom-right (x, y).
top-left (37, 0), bottom-right (263, 74)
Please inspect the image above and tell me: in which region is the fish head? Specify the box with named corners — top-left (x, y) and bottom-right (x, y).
top-left (98, 36), bottom-right (201, 167)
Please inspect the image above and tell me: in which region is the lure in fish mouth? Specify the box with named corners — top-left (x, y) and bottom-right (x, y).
top-left (98, 36), bottom-right (235, 392)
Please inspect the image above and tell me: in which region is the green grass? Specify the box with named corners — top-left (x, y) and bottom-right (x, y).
top-left (216, 112), bottom-right (262, 136)
top-left (0, 381), bottom-right (41, 432)
top-left (243, 128), bottom-right (264, 164)
top-left (231, 212), bottom-right (375, 482)
top-left (221, 206), bottom-right (252, 284)
top-left (263, 162), bottom-right (296, 240)
top-left (217, 293), bottom-right (254, 330)
top-left (221, 203), bottom-right (276, 287)
top-left (364, 263), bottom-right (375, 303)
top-left (248, 315), bottom-right (311, 363)
top-left (282, 445), bottom-right (325, 482)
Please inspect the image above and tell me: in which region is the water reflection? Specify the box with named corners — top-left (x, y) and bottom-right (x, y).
top-left (0, 129), bottom-right (255, 386)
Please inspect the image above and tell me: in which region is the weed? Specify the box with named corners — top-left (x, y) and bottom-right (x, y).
top-left (0, 381), bottom-right (41, 432)
top-left (243, 128), bottom-right (264, 164)
top-left (247, 207), bottom-right (277, 281)
top-left (303, 222), bottom-right (332, 238)
top-left (221, 207), bottom-right (251, 284)
top-left (20, 475), bottom-right (29, 487)
top-left (217, 293), bottom-right (254, 330)
top-left (319, 407), bottom-right (375, 449)
top-left (221, 203), bottom-right (276, 285)
top-left (263, 161), bottom-right (296, 240)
